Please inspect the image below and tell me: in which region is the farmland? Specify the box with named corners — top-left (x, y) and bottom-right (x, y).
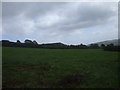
top-left (2, 47), bottom-right (119, 88)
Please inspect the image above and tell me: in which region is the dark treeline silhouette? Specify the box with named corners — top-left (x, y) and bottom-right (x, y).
top-left (1, 40), bottom-right (40, 48)
top-left (1, 40), bottom-right (89, 49)
top-left (102, 43), bottom-right (120, 51)
top-left (1, 39), bottom-right (120, 51)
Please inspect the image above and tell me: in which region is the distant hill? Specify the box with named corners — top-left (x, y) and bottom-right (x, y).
top-left (91, 39), bottom-right (120, 46)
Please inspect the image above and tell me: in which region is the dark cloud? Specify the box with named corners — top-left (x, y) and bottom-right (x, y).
top-left (2, 2), bottom-right (118, 44)
top-left (2, 2), bottom-right (67, 19)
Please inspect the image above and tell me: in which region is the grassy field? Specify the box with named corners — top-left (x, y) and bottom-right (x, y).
top-left (2, 47), bottom-right (119, 88)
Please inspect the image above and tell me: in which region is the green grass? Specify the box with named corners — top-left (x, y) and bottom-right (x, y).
top-left (2, 47), bottom-right (119, 88)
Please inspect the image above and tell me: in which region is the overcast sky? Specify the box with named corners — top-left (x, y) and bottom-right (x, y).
top-left (2, 2), bottom-right (118, 45)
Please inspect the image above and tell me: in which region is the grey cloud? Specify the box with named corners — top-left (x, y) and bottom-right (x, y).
top-left (54, 2), bottom-right (116, 30)
top-left (2, 2), bottom-right (67, 20)
top-left (2, 2), bottom-right (118, 44)
top-left (33, 2), bottom-right (117, 32)
top-left (2, 2), bottom-right (29, 19)
top-left (24, 2), bottom-right (67, 19)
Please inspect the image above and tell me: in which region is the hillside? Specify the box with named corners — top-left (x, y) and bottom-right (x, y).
top-left (91, 39), bottom-right (120, 46)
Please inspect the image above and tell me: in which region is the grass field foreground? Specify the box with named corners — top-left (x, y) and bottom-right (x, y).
top-left (2, 47), bottom-right (119, 88)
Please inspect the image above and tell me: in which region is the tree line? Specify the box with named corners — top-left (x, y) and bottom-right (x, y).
top-left (1, 39), bottom-right (120, 51)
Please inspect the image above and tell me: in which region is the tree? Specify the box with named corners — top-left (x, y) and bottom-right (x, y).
top-left (89, 44), bottom-right (99, 48)
top-left (103, 43), bottom-right (119, 51)
top-left (24, 39), bottom-right (33, 44)
top-left (2, 40), bottom-right (10, 47)
top-left (17, 40), bottom-right (21, 43)
top-left (107, 43), bottom-right (114, 47)
top-left (101, 44), bottom-right (105, 48)
top-left (78, 43), bottom-right (88, 49)
top-left (33, 40), bottom-right (38, 45)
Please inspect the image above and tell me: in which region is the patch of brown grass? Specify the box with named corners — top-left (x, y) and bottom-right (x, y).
top-left (56, 73), bottom-right (87, 88)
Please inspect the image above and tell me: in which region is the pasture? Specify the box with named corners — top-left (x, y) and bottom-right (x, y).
top-left (2, 47), bottom-right (119, 88)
